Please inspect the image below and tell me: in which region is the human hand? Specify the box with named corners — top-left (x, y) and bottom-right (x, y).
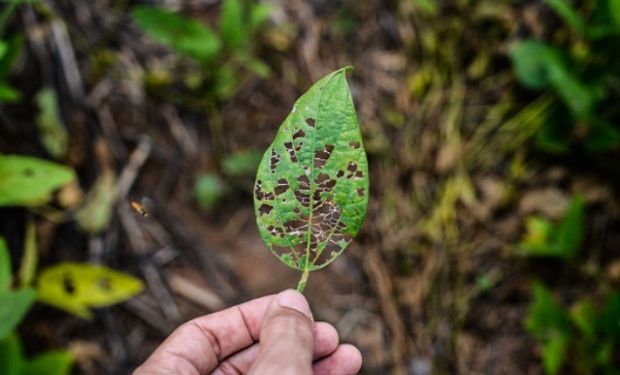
top-left (134, 289), bottom-right (362, 374)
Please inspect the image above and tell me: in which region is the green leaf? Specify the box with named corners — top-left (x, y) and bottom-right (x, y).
top-left (194, 173), bottom-right (226, 210)
top-left (35, 88), bottom-right (68, 159)
top-left (253, 67), bottom-right (368, 291)
top-left (220, 0), bottom-right (247, 48)
top-left (0, 288), bottom-right (36, 340)
top-left (0, 35), bottom-right (22, 79)
top-left (37, 262), bottom-right (143, 319)
top-left (18, 217), bottom-right (37, 287)
top-left (584, 122), bottom-right (620, 152)
top-left (525, 283), bottom-right (572, 375)
top-left (571, 299), bottom-right (597, 339)
top-left (0, 83), bottom-right (20, 102)
top-left (0, 334), bottom-right (24, 375)
top-left (222, 149), bottom-right (262, 177)
top-left (543, 0), bottom-right (586, 34)
top-left (74, 170), bottom-right (116, 234)
top-left (132, 6), bottom-right (220, 64)
top-left (249, 3), bottom-right (274, 31)
top-left (21, 350), bottom-right (73, 375)
top-left (0, 155), bottom-right (75, 207)
top-left (510, 40), bottom-right (562, 89)
top-left (554, 195), bottom-right (584, 257)
top-left (0, 237), bottom-right (11, 291)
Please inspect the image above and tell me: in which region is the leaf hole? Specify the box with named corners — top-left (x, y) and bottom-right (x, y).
top-left (305, 118), bottom-right (316, 127)
top-left (259, 204), bottom-right (273, 215)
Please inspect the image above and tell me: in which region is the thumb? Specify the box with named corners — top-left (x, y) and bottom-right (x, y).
top-left (248, 289), bottom-right (314, 375)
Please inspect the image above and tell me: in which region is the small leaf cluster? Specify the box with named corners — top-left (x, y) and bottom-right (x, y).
top-left (519, 195), bottom-right (584, 259)
top-left (526, 283), bottom-right (620, 375)
top-left (510, 0), bottom-right (620, 152)
top-left (132, 0), bottom-right (273, 102)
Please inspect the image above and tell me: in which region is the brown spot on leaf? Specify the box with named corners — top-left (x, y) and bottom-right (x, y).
top-left (259, 204), bottom-right (273, 215)
top-left (357, 188), bottom-right (365, 197)
top-left (270, 149), bottom-right (280, 173)
top-left (293, 129), bottom-right (305, 140)
top-left (306, 118), bottom-right (316, 127)
top-left (349, 141), bottom-right (360, 149)
top-left (275, 179), bottom-right (289, 195)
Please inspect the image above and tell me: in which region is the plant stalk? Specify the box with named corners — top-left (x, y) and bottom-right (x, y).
top-left (296, 268), bottom-right (309, 293)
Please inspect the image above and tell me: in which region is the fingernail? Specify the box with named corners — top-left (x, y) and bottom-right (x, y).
top-left (277, 289), bottom-right (312, 319)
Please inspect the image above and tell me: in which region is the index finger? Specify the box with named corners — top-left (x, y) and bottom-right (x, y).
top-left (134, 294), bottom-right (276, 374)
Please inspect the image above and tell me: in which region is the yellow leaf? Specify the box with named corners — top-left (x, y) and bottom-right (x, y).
top-left (36, 262), bottom-right (143, 319)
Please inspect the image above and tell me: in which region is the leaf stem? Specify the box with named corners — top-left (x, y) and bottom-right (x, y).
top-left (296, 268), bottom-right (309, 293)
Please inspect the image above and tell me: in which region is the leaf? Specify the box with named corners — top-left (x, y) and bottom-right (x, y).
top-left (0, 237), bottom-right (11, 291)
top-left (132, 6), bottom-right (220, 65)
top-left (249, 3), bottom-right (274, 31)
top-left (36, 262), bottom-right (143, 319)
top-left (0, 334), bottom-right (24, 375)
top-left (0, 83), bottom-right (20, 102)
top-left (194, 173), bottom-right (227, 210)
top-left (0, 155), bottom-right (75, 207)
top-left (525, 283), bottom-right (572, 375)
top-left (35, 88), bottom-right (68, 159)
top-left (0, 288), bottom-right (36, 340)
top-left (222, 149), bottom-right (262, 177)
top-left (543, 0), bottom-right (586, 34)
top-left (554, 195), bottom-right (584, 257)
top-left (253, 67), bottom-right (368, 291)
top-left (21, 350), bottom-right (73, 375)
top-left (510, 40), bottom-right (562, 89)
top-left (18, 217), bottom-right (36, 287)
top-left (219, 0), bottom-right (247, 48)
top-left (0, 34), bottom-right (22, 79)
top-left (74, 170), bottom-right (116, 234)
top-left (584, 121), bottom-right (620, 152)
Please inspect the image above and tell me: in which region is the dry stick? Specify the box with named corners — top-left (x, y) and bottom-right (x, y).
top-left (49, 20), bottom-right (85, 105)
top-left (116, 139), bottom-right (184, 325)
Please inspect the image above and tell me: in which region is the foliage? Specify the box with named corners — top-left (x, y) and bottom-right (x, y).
top-left (0, 334), bottom-right (73, 375)
top-left (222, 149), bottom-right (262, 177)
top-left (132, 0), bottom-right (272, 102)
top-left (35, 88), bottom-right (68, 159)
top-left (510, 0), bottom-right (620, 152)
top-left (254, 67), bottom-right (369, 292)
top-left (194, 173), bottom-right (227, 210)
top-left (0, 155), bottom-right (75, 207)
top-left (74, 170), bottom-right (116, 234)
top-left (37, 262), bottom-right (144, 320)
top-left (526, 282), bottom-right (620, 374)
top-left (0, 34), bottom-right (22, 102)
top-left (520, 195), bottom-right (585, 259)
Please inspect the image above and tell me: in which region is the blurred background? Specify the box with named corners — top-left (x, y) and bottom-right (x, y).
top-left (1, 0), bottom-right (620, 374)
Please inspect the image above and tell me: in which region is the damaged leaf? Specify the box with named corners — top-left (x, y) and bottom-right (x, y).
top-left (36, 262), bottom-right (143, 319)
top-left (253, 67), bottom-right (368, 292)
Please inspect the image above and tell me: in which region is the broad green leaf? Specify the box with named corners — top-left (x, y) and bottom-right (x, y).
top-left (542, 333), bottom-right (570, 375)
top-left (18, 218), bottom-right (36, 287)
top-left (0, 288), bottom-right (36, 340)
top-left (21, 350), bottom-right (73, 375)
top-left (0, 237), bottom-right (11, 291)
top-left (75, 170), bottom-right (116, 234)
top-left (35, 88), bottom-right (68, 159)
top-left (37, 262), bottom-right (143, 319)
top-left (132, 7), bottom-right (220, 64)
top-left (222, 149), bottom-right (262, 177)
top-left (195, 173), bottom-right (227, 210)
top-left (254, 67), bottom-right (368, 291)
top-left (0, 155), bottom-right (75, 207)
top-left (0, 334), bottom-right (24, 375)
top-left (543, 0), bottom-right (586, 34)
top-left (220, 0), bottom-right (247, 48)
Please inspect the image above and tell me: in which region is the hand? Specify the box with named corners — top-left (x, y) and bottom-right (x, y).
top-left (134, 289), bottom-right (362, 374)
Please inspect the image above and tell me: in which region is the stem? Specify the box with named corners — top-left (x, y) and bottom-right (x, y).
top-left (296, 268), bottom-right (309, 293)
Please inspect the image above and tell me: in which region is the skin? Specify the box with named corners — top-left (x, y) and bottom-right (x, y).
top-left (134, 290), bottom-right (363, 375)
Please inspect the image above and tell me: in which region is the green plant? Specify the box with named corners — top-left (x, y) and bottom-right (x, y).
top-left (253, 67), bottom-right (369, 292)
top-left (510, 0), bottom-right (620, 152)
top-left (519, 195), bottom-right (584, 259)
top-left (132, 0), bottom-right (272, 102)
top-left (0, 34), bottom-right (22, 102)
top-left (526, 282), bottom-right (620, 374)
